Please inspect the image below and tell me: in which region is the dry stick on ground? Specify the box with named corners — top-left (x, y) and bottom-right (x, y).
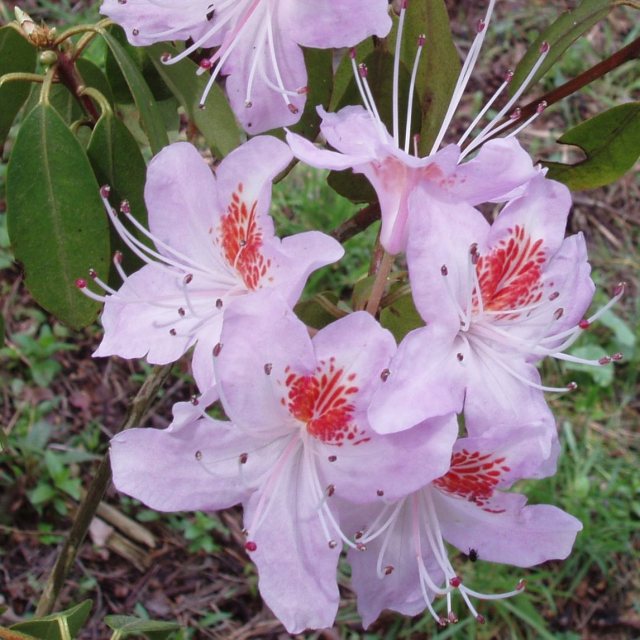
top-left (36, 363), bottom-right (173, 617)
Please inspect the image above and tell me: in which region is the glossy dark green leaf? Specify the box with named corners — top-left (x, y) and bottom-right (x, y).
top-left (0, 26), bottom-right (37, 151)
top-left (6, 104), bottom-right (110, 328)
top-left (22, 75), bottom-right (101, 127)
top-left (105, 26), bottom-right (173, 103)
top-left (0, 626), bottom-right (38, 639)
top-left (10, 600), bottom-right (92, 640)
top-left (380, 289), bottom-right (423, 342)
top-left (146, 43), bottom-right (241, 157)
top-left (101, 28), bottom-right (169, 155)
top-left (294, 292), bottom-right (347, 330)
top-left (326, 169), bottom-right (376, 204)
top-left (399, 0), bottom-right (460, 153)
top-left (104, 615), bottom-right (180, 639)
top-left (544, 102), bottom-right (640, 190)
top-left (510, 0), bottom-right (629, 95)
top-left (285, 47), bottom-right (334, 142)
top-left (87, 110), bottom-right (148, 279)
top-left (76, 58), bottom-right (116, 107)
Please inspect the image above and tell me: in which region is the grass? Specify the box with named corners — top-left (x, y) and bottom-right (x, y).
top-left (1, 1), bottom-right (639, 638)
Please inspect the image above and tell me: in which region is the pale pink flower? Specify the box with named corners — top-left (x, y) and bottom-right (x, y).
top-left (100, 0), bottom-right (392, 133)
top-left (345, 427), bottom-right (580, 628)
top-left (368, 175), bottom-right (624, 435)
top-left (80, 137), bottom-right (343, 390)
top-left (110, 294), bottom-right (458, 633)
top-left (287, 0), bottom-right (550, 254)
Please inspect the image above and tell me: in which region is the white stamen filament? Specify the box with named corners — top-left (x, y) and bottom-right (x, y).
top-left (429, 0), bottom-right (497, 154)
top-left (245, 435), bottom-right (301, 538)
top-left (457, 77), bottom-right (509, 147)
top-left (302, 437), bottom-right (363, 551)
top-left (392, 0), bottom-right (407, 145)
top-left (404, 34), bottom-right (425, 153)
top-left (461, 44), bottom-right (550, 157)
top-left (265, 2), bottom-right (297, 109)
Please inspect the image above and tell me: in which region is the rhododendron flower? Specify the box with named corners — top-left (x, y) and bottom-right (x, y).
top-left (286, 0), bottom-right (549, 254)
top-left (345, 428), bottom-right (581, 627)
top-left (81, 137), bottom-right (343, 390)
top-left (369, 175), bottom-right (624, 435)
top-left (110, 294), bottom-right (458, 633)
top-left (100, 0), bottom-right (391, 133)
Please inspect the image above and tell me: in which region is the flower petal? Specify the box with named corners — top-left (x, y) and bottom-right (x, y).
top-left (145, 142), bottom-right (221, 267)
top-left (215, 135), bottom-right (293, 226)
top-left (214, 292), bottom-right (315, 434)
top-left (434, 489), bottom-right (582, 568)
top-left (224, 22), bottom-right (306, 134)
top-left (282, 0), bottom-right (391, 49)
top-left (406, 190), bottom-right (490, 325)
top-left (368, 324), bottom-right (465, 434)
top-left (191, 313), bottom-right (224, 392)
top-left (488, 174), bottom-right (572, 261)
top-left (447, 138), bottom-right (539, 204)
top-left (243, 447), bottom-right (341, 633)
top-left (100, 0), bottom-right (214, 46)
top-left (268, 231), bottom-right (344, 305)
top-left (286, 128), bottom-right (370, 170)
top-left (462, 342), bottom-right (551, 432)
top-left (110, 404), bottom-right (269, 511)
top-left (322, 412), bottom-right (458, 503)
top-left (94, 266), bottom-right (219, 364)
top-left (346, 501), bottom-right (443, 628)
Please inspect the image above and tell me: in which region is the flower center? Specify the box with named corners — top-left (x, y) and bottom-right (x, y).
top-left (219, 183), bottom-right (271, 289)
top-left (474, 225), bottom-right (545, 315)
top-left (283, 358), bottom-right (367, 445)
top-left (433, 449), bottom-right (510, 512)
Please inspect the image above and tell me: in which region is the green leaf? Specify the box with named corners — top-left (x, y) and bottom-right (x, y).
top-left (600, 309), bottom-right (636, 351)
top-left (76, 58), bottom-right (116, 107)
top-left (326, 169), bottom-right (376, 204)
top-left (380, 289), bottom-right (423, 342)
top-left (100, 28), bottom-right (169, 155)
top-left (87, 110), bottom-right (148, 279)
top-left (294, 292), bottom-right (347, 330)
top-left (544, 102), bottom-right (640, 190)
top-left (402, 0), bottom-right (460, 153)
top-left (104, 615), bottom-right (180, 639)
top-left (28, 483), bottom-right (56, 506)
top-left (10, 600), bottom-right (92, 640)
top-left (283, 47), bottom-right (334, 143)
top-left (105, 27), bottom-right (173, 104)
top-left (510, 0), bottom-right (626, 95)
top-left (0, 627), bottom-right (40, 639)
top-left (146, 43), bottom-right (242, 158)
top-left (6, 104), bottom-right (110, 328)
top-left (0, 26), bottom-right (37, 151)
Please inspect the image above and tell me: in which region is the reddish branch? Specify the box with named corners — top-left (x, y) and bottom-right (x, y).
top-left (329, 201), bottom-right (380, 244)
top-left (54, 50), bottom-right (101, 124)
top-left (507, 35), bottom-right (640, 133)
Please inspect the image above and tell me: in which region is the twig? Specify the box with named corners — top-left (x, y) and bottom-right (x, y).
top-left (365, 251), bottom-right (394, 316)
top-left (499, 35), bottom-right (640, 136)
top-left (329, 201), bottom-right (380, 244)
top-left (35, 364), bottom-right (173, 616)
